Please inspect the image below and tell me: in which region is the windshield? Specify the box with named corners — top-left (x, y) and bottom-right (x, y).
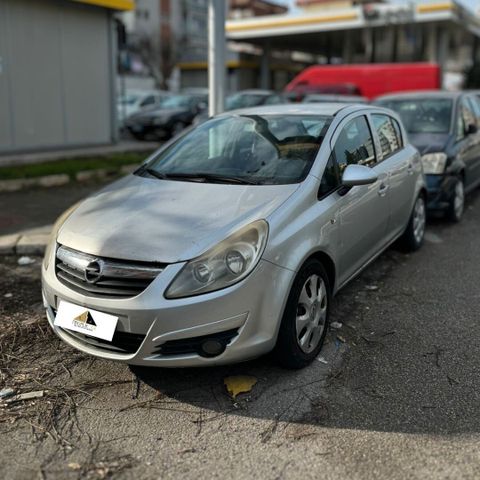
top-left (161, 95), bottom-right (196, 109)
top-left (378, 98), bottom-right (453, 134)
top-left (226, 93), bottom-right (268, 110)
top-left (140, 114), bottom-right (332, 185)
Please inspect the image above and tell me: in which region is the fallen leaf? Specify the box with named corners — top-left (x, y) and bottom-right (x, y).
top-left (337, 335), bottom-right (346, 343)
top-left (224, 375), bottom-right (257, 399)
top-left (68, 462), bottom-right (81, 470)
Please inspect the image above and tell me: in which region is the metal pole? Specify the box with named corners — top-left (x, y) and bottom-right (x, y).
top-left (208, 0), bottom-right (226, 117)
top-left (260, 40), bottom-right (271, 89)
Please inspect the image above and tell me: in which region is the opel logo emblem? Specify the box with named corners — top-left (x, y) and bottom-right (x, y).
top-left (84, 260), bottom-right (103, 283)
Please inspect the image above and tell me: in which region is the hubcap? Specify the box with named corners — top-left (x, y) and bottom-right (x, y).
top-left (413, 196), bottom-right (426, 244)
top-left (454, 180), bottom-right (465, 219)
top-left (296, 274), bottom-right (328, 354)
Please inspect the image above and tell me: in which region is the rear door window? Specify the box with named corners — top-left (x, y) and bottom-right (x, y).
top-left (334, 116), bottom-right (376, 172)
top-left (371, 114), bottom-right (402, 160)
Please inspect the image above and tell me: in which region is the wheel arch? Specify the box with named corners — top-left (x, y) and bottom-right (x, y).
top-left (302, 250), bottom-right (336, 294)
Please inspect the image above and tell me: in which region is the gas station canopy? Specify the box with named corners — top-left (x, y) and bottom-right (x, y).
top-left (71, 0), bottom-right (135, 10)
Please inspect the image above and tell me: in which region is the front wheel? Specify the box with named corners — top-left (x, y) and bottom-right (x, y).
top-left (401, 194), bottom-right (426, 251)
top-left (446, 177), bottom-right (465, 223)
top-left (274, 259), bottom-right (331, 369)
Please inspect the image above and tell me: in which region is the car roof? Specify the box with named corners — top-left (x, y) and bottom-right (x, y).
top-left (375, 90), bottom-right (464, 102)
top-left (218, 103), bottom-right (360, 117)
top-left (231, 89), bottom-right (275, 96)
top-left (303, 94), bottom-right (367, 102)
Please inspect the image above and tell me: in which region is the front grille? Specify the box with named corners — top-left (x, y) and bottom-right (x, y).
top-left (55, 245), bottom-right (165, 299)
top-left (60, 327), bottom-right (145, 354)
top-left (153, 329), bottom-right (239, 357)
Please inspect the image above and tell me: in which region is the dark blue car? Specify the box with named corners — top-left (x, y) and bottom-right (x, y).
top-left (375, 91), bottom-right (480, 222)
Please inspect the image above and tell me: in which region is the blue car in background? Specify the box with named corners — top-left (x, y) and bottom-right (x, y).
top-left (375, 91), bottom-right (480, 222)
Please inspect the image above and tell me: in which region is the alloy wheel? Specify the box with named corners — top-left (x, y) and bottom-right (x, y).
top-left (296, 274), bottom-right (328, 354)
top-left (453, 180), bottom-right (465, 220)
top-left (413, 196), bottom-right (426, 244)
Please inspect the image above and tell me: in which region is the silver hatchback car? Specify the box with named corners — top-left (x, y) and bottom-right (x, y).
top-left (42, 104), bottom-right (426, 369)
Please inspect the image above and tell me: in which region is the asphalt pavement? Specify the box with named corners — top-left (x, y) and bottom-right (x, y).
top-left (0, 186), bottom-right (479, 479)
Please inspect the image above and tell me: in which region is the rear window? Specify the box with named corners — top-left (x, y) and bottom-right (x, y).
top-left (377, 98), bottom-right (453, 134)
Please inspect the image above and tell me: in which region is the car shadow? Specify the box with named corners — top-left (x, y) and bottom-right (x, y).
top-left (129, 183), bottom-right (480, 437)
top-left (128, 188), bottom-right (480, 437)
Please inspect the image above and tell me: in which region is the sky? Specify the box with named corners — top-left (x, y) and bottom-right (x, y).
top-left (275, 0), bottom-right (480, 13)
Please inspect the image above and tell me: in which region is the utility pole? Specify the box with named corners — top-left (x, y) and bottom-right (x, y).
top-left (208, 0), bottom-right (226, 117)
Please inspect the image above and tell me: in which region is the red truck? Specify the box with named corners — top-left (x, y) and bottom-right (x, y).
top-left (284, 63), bottom-right (441, 100)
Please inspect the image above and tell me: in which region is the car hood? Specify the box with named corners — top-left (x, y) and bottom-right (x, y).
top-left (57, 175), bottom-right (299, 263)
top-left (408, 133), bottom-right (450, 156)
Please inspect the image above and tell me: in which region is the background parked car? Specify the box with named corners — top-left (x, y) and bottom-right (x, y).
top-left (302, 94), bottom-right (367, 104)
top-left (194, 89), bottom-right (288, 125)
top-left (374, 91), bottom-right (480, 222)
top-left (117, 89), bottom-right (170, 126)
top-left (125, 93), bottom-right (208, 140)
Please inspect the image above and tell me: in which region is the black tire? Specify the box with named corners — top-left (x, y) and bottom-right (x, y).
top-left (400, 194), bottom-right (426, 252)
top-left (274, 259), bottom-right (331, 369)
top-left (446, 176), bottom-right (465, 223)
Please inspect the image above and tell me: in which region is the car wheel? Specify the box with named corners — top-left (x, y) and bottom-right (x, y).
top-left (171, 121), bottom-right (185, 138)
top-left (446, 177), bottom-right (465, 223)
top-left (274, 259), bottom-right (331, 369)
top-left (401, 194), bottom-right (426, 251)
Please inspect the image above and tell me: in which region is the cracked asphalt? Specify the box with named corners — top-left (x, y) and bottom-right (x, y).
top-left (0, 185), bottom-right (479, 479)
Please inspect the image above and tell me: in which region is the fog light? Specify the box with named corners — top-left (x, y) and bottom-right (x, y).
top-left (200, 339), bottom-right (226, 357)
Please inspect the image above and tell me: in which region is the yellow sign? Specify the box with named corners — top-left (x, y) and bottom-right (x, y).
top-left (72, 0), bottom-right (135, 11)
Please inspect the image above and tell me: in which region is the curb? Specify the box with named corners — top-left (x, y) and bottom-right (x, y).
top-left (0, 164), bottom-right (138, 193)
top-left (0, 225), bottom-right (51, 256)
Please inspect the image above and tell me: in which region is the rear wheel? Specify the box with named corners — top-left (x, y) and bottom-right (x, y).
top-left (401, 194), bottom-right (426, 251)
top-left (446, 177), bottom-right (465, 223)
top-left (274, 259), bottom-right (331, 369)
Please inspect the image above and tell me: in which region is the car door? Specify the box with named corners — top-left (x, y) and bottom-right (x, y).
top-left (370, 112), bottom-right (418, 236)
top-left (331, 114), bottom-right (391, 286)
top-left (464, 95), bottom-right (480, 189)
top-left (457, 96), bottom-right (480, 190)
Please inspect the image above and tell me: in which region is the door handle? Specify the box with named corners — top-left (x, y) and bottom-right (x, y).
top-left (378, 183), bottom-right (389, 197)
top-left (407, 163), bottom-right (415, 175)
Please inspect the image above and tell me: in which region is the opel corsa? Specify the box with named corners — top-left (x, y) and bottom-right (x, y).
top-left (42, 104), bottom-right (426, 369)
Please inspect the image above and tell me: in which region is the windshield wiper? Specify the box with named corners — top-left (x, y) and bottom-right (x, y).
top-left (141, 169), bottom-right (260, 185)
top-left (182, 173), bottom-right (261, 185)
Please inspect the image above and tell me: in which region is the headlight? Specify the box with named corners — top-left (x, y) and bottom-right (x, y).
top-left (421, 153), bottom-right (447, 174)
top-left (165, 220), bottom-right (269, 299)
top-left (43, 202), bottom-right (81, 270)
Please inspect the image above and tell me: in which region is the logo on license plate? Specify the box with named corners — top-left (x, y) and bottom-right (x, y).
top-left (73, 310), bottom-right (97, 332)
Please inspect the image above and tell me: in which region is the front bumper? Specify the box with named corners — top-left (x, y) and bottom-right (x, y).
top-left (42, 256), bottom-right (294, 367)
top-left (425, 174), bottom-right (457, 211)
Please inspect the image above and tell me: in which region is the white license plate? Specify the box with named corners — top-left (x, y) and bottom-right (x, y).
top-left (54, 300), bottom-right (118, 342)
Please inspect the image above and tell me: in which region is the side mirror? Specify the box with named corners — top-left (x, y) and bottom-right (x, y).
top-left (341, 164), bottom-right (378, 187)
top-left (466, 123), bottom-right (478, 135)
